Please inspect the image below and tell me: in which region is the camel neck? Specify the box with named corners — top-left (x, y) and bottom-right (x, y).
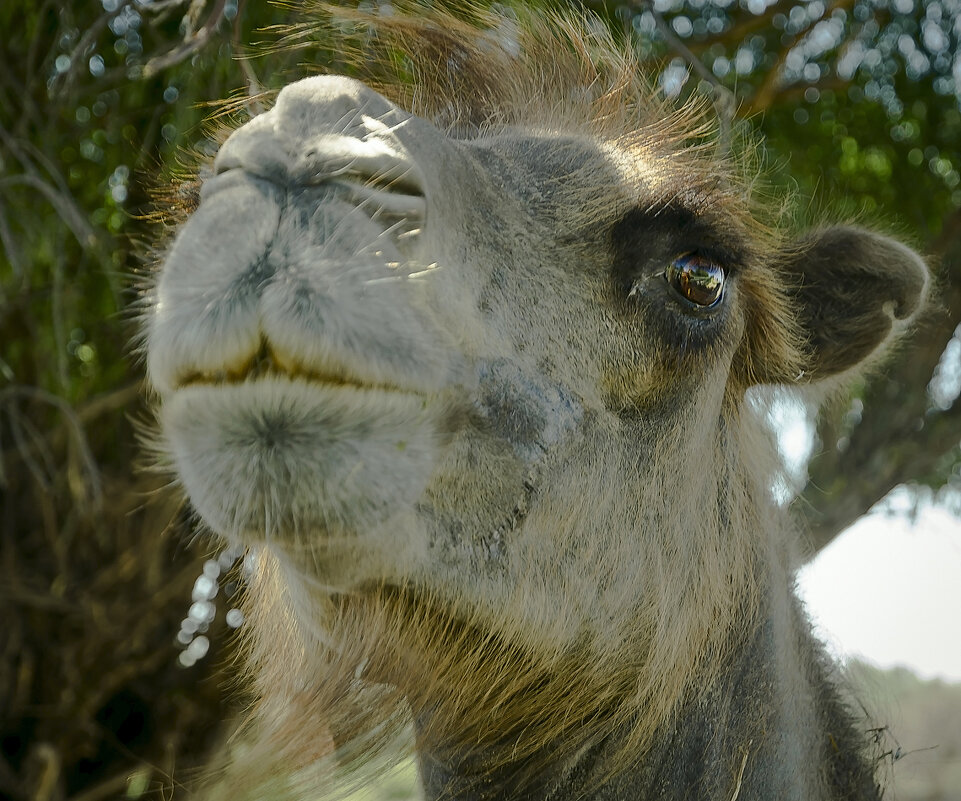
top-left (414, 598), bottom-right (881, 801)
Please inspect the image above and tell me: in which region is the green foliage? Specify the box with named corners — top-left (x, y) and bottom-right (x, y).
top-left (0, 0), bottom-right (291, 416)
top-left (624, 0), bottom-right (961, 236)
top-left (759, 77), bottom-right (961, 236)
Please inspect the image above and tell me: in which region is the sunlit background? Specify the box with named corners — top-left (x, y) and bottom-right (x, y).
top-left (778, 323), bottom-right (961, 682)
top-left (799, 503), bottom-right (961, 682)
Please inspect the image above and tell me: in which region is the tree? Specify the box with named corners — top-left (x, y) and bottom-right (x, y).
top-left (0, 4), bottom-right (287, 799)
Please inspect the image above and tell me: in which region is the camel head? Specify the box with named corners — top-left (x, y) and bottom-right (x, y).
top-left (143, 9), bottom-right (928, 798)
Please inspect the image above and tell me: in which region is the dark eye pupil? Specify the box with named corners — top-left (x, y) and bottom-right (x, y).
top-left (665, 254), bottom-right (725, 307)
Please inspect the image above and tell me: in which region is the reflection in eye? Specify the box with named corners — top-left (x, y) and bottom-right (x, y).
top-left (665, 253), bottom-right (725, 307)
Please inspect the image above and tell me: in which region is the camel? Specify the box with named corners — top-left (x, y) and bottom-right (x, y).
top-left (144, 7), bottom-right (929, 800)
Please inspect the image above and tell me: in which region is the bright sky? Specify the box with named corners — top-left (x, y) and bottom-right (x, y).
top-left (796, 500), bottom-right (961, 682)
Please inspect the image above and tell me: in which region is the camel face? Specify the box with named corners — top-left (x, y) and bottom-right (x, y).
top-left (149, 75), bottom-right (751, 628)
top-left (147, 69), bottom-right (929, 657)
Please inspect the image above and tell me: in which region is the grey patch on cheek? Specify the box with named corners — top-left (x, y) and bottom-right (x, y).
top-left (475, 358), bottom-right (583, 461)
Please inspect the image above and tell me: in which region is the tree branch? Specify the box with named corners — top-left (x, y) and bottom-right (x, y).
top-left (633, 0), bottom-right (737, 151)
top-left (50, 1), bottom-right (134, 101)
top-left (142, 0), bottom-right (230, 77)
top-left (0, 174), bottom-right (98, 251)
top-left (748, 0), bottom-right (857, 114)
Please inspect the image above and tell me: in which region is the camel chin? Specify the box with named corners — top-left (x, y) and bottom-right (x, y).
top-left (161, 378), bottom-right (442, 545)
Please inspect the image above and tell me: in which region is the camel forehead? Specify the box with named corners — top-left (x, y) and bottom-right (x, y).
top-left (466, 128), bottom-right (760, 259)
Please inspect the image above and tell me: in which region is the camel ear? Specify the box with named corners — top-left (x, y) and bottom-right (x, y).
top-left (777, 226), bottom-right (929, 383)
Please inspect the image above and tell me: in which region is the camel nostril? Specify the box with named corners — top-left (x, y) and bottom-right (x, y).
top-left (294, 133), bottom-right (425, 195)
top-left (212, 124), bottom-right (291, 186)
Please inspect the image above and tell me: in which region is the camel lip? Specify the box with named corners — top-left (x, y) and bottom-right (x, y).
top-left (172, 350), bottom-right (422, 396)
top-left (173, 368), bottom-right (419, 396)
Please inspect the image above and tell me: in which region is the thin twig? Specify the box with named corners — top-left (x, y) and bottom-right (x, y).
top-left (636, 0), bottom-right (736, 154)
top-left (0, 385), bottom-right (105, 508)
top-left (750, 0), bottom-right (857, 113)
top-left (0, 120), bottom-right (105, 259)
top-left (679, 1), bottom-right (788, 57)
top-left (0, 38), bottom-right (42, 132)
top-left (0, 586), bottom-right (78, 612)
top-left (0, 382), bottom-right (141, 488)
top-left (0, 174), bottom-right (98, 251)
top-left (52, 229), bottom-right (70, 390)
top-left (51, 0), bottom-right (134, 100)
top-left (143, 0), bottom-right (230, 77)
top-left (0, 197), bottom-right (25, 280)
top-left (6, 404), bottom-right (57, 493)
top-left (231, 0), bottom-right (268, 115)
top-left (77, 381), bottom-right (143, 425)
top-left (642, 0), bottom-right (716, 86)
top-left (66, 768), bottom-right (140, 801)
top-left (729, 739), bottom-right (753, 801)
top-left (29, 743), bottom-right (61, 801)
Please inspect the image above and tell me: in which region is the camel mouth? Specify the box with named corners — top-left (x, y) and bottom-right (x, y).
top-left (174, 345), bottom-right (419, 396)
top-left (201, 167), bottom-right (427, 221)
top-left (319, 164), bottom-right (424, 197)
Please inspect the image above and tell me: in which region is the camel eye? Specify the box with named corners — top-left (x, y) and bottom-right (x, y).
top-left (665, 253), bottom-right (725, 308)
